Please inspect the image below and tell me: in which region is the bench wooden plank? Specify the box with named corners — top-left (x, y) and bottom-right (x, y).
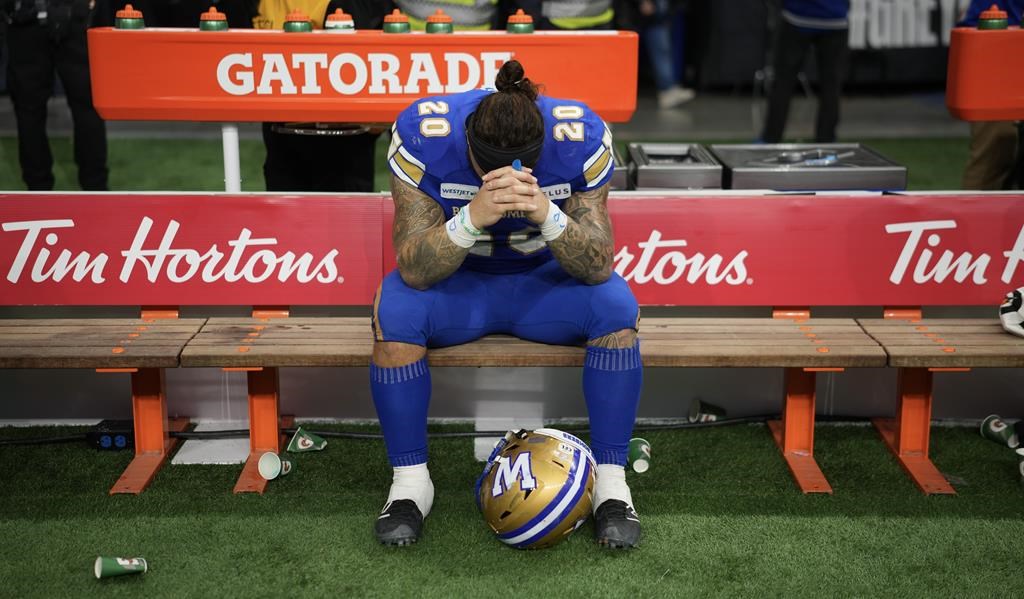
top-left (0, 346), bottom-right (186, 369)
top-left (857, 318), bottom-right (1024, 367)
top-left (883, 345), bottom-right (1024, 368)
top-left (181, 340), bottom-right (885, 368)
top-left (0, 318), bottom-right (205, 368)
top-left (861, 325), bottom-right (1004, 336)
top-left (0, 319), bottom-right (207, 329)
top-left (195, 323), bottom-right (866, 336)
top-left (866, 334), bottom-right (1023, 346)
top-left (0, 338), bottom-right (200, 348)
top-left (202, 317), bottom-right (862, 327)
top-left (857, 319), bottom-right (1005, 327)
top-left (183, 336), bottom-right (878, 349)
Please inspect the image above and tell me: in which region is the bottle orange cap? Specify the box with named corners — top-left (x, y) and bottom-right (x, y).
top-left (116, 4), bottom-right (143, 18)
top-left (427, 9), bottom-right (452, 23)
top-left (508, 9), bottom-right (532, 23)
top-left (200, 7), bottom-right (226, 21)
top-left (384, 8), bottom-right (409, 23)
top-left (980, 4), bottom-right (1008, 19)
top-left (326, 8), bottom-right (353, 23)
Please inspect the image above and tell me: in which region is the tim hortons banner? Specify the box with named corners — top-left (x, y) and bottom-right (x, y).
top-left (0, 194), bottom-right (383, 305)
top-left (86, 29), bottom-right (638, 123)
top-left (1, 193), bottom-right (1022, 306)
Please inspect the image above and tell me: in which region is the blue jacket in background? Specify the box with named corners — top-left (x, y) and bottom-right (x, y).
top-left (958, 0), bottom-right (1024, 26)
top-left (782, 0), bottom-right (851, 30)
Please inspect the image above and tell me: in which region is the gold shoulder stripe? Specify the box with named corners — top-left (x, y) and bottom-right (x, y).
top-left (392, 147), bottom-right (424, 185)
top-left (583, 148), bottom-right (611, 186)
top-left (387, 130), bottom-right (402, 160)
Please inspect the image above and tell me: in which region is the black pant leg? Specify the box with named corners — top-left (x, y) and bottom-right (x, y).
top-left (6, 23), bottom-right (56, 190)
top-left (262, 123), bottom-right (308, 191)
top-left (54, 23), bottom-right (109, 191)
top-left (309, 133), bottom-right (379, 193)
top-left (811, 28), bottom-right (849, 143)
top-left (263, 124), bottom-right (378, 192)
top-left (761, 19), bottom-right (811, 143)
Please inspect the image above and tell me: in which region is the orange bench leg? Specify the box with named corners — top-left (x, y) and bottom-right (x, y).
top-left (110, 368), bottom-right (188, 494)
top-left (234, 367), bottom-right (284, 494)
top-left (873, 367), bottom-right (956, 495)
top-left (768, 367), bottom-right (833, 494)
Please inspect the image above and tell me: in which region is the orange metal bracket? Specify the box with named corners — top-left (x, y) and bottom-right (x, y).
top-left (233, 305), bottom-right (293, 493)
top-left (108, 368), bottom-right (189, 494)
top-left (252, 306), bottom-right (291, 319)
top-left (883, 306), bottom-right (923, 320)
top-left (141, 306), bottom-right (180, 320)
top-left (773, 307), bottom-right (811, 320)
top-left (872, 367), bottom-right (956, 495)
top-left (768, 367), bottom-right (833, 494)
top-left (234, 368), bottom-right (284, 494)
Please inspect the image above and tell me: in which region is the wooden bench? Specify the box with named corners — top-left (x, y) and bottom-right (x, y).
top-left (0, 318), bottom-right (206, 494)
top-left (181, 316), bottom-right (887, 494)
top-left (4, 191), bottom-right (1022, 497)
top-left (857, 318), bottom-right (1024, 495)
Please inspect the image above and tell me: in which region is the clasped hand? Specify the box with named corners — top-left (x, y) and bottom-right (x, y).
top-left (466, 166), bottom-right (549, 229)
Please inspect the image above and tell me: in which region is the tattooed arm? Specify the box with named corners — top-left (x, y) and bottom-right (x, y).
top-left (545, 183), bottom-right (615, 285)
top-left (391, 174), bottom-right (469, 290)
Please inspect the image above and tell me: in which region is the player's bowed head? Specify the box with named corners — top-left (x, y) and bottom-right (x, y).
top-left (465, 60), bottom-right (550, 230)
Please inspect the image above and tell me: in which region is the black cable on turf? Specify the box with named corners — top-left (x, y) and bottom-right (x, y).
top-left (0, 415), bottom-right (865, 445)
top-left (0, 435), bottom-right (87, 446)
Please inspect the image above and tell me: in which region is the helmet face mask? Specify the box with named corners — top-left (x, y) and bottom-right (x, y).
top-left (1000, 289), bottom-right (1024, 338)
top-left (477, 429), bottom-right (596, 549)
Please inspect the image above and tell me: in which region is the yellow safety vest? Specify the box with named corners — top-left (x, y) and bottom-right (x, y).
top-left (252, 0), bottom-right (332, 29)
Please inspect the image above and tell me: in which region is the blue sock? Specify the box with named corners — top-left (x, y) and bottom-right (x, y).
top-left (582, 343), bottom-right (643, 466)
top-left (370, 358), bottom-right (431, 467)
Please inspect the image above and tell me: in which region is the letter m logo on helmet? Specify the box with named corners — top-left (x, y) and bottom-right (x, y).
top-left (491, 452), bottom-right (537, 497)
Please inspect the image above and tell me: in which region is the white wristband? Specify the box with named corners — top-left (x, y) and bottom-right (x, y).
top-left (540, 202), bottom-right (567, 241)
top-left (445, 205), bottom-right (481, 249)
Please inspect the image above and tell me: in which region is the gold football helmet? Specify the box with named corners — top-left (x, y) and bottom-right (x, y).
top-left (476, 428), bottom-right (596, 549)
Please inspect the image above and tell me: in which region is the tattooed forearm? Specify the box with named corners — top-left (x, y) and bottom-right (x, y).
top-left (391, 175), bottom-right (469, 290)
top-left (546, 183), bottom-right (614, 285)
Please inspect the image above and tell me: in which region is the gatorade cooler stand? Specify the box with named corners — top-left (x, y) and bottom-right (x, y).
top-left (946, 9), bottom-right (1024, 121)
top-left (87, 10), bottom-right (639, 192)
top-left (85, 7), bottom-right (638, 494)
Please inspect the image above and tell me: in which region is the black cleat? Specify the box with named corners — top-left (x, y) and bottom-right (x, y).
top-left (594, 500), bottom-right (640, 549)
top-left (375, 499), bottom-right (423, 546)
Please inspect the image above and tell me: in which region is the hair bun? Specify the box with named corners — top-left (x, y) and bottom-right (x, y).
top-left (494, 60), bottom-right (538, 100)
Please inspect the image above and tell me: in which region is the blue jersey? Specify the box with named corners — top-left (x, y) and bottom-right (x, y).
top-left (388, 88), bottom-right (615, 274)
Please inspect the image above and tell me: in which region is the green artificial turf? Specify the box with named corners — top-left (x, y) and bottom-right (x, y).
top-left (1, 136), bottom-right (969, 193)
top-left (0, 136), bottom-right (394, 193)
top-left (1, 423), bottom-right (1022, 597)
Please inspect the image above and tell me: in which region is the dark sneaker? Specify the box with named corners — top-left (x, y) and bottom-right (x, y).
top-left (594, 499), bottom-right (640, 549)
top-left (375, 499), bottom-right (423, 546)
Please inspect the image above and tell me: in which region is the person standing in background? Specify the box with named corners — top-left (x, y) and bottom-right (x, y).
top-left (394, 0), bottom-right (498, 30)
top-left (3, 0), bottom-right (108, 191)
top-left (958, 0), bottom-right (1024, 190)
top-left (253, 0), bottom-right (393, 192)
top-left (760, 0), bottom-right (849, 143)
top-left (635, 0), bottom-right (693, 109)
top-left (502, 0), bottom-right (613, 30)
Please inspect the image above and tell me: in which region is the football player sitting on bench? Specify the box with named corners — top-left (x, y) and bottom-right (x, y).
top-left (370, 59), bottom-right (644, 549)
